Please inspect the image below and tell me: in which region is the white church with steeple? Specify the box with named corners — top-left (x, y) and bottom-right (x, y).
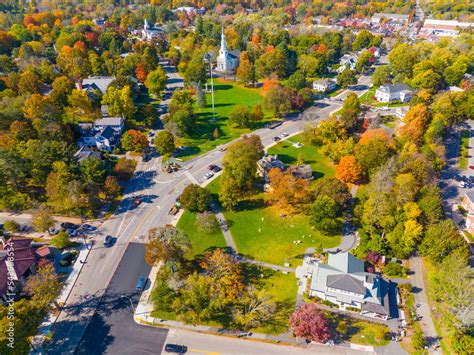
top-left (216, 26), bottom-right (240, 72)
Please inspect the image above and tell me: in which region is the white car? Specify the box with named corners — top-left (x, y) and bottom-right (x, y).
top-left (281, 132), bottom-right (289, 138)
top-left (204, 172), bottom-right (214, 180)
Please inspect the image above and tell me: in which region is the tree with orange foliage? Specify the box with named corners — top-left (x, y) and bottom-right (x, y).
top-left (251, 33), bottom-right (260, 46)
top-left (336, 156), bottom-right (362, 183)
top-left (398, 104), bottom-right (429, 144)
top-left (135, 63), bottom-right (148, 83)
top-left (359, 128), bottom-right (391, 145)
top-left (267, 168), bottom-right (311, 213)
top-left (262, 74), bottom-right (279, 94)
top-left (200, 248), bottom-right (244, 300)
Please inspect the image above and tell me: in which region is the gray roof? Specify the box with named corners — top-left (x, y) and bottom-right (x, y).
top-left (377, 84), bottom-right (412, 94)
top-left (98, 126), bottom-right (116, 140)
top-left (82, 76), bottom-right (114, 94)
top-left (465, 191), bottom-right (474, 204)
top-left (328, 252), bottom-right (365, 274)
top-left (94, 116), bottom-right (123, 127)
top-left (327, 274), bottom-right (366, 294)
top-left (74, 146), bottom-right (102, 163)
top-left (314, 79), bottom-right (334, 86)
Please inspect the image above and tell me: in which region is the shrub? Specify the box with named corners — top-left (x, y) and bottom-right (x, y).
top-left (4, 220), bottom-right (20, 232)
top-left (196, 212), bottom-right (220, 234)
top-left (50, 231), bottom-right (74, 249)
top-left (383, 262), bottom-right (408, 277)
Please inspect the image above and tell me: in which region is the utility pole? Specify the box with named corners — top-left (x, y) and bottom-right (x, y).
top-left (205, 52), bottom-right (216, 122)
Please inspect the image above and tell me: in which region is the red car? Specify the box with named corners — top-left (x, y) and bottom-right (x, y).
top-left (133, 198), bottom-right (141, 207)
top-left (469, 166), bottom-right (474, 170)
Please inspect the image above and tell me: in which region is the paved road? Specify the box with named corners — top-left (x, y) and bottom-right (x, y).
top-left (48, 68), bottom-right (373, 352)
top-left (76, 243), bottom-right (168, 354)
top-left (163, 328), bottom-right (363, 355)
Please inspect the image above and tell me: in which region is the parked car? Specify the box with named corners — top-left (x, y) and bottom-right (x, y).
top-left (218, 146), bottom-right (227, 152)
top-left (133, 198), bottom-right (141, 207)
top-left (164, 344), bottom-right (187, 353)
top-left (103, 235), bottom-right (112, 247)
top-left (208, 164), bottom-right (222, 172)
top-left (48, 228), bottom-right (59, 235)
top-left (281, 132), bottom-right (289, 137)
top-left (273, 136), bottom-right (281, 142)
top-left (204, 172), bottom-right (214, 180)
top-left (136, 276), bottom-right (147, 292)
top-left (60, 222), bottom-right (79, 230)
top-left (65, 229), bottom-right (77, 237)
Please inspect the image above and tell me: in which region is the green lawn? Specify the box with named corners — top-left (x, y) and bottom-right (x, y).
top-left (359, 87), bottom-right (376, 105)
top-left (176, 210), bottom-right (227, 258)
top-left (176, 79), bottom-right (273, 160)
top-left (267, 134), bottom-right (335, 179)
top-left (345, 320), bottom-right (391, 346)
top-left (250, 268), bottom-right (297, 335)
top-left (226, 198), bottom-right (341, 266)
top-left (459, 130), bottom-right (469, 170)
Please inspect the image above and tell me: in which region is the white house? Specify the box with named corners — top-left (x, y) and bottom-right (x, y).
top-left (337, 54), bottom-right (358, 73)
top-left (308, 252), bottom-right (392, 320)
top-left (141, 19), bottom-right (162, 41)
top-left (313, 79), bottom-right (337, 92)
top-left (216, 26), bottom-right (240, 73)
top-left (94, 116), bottom-right (124, 133)
top-left (81, 76), bottom-right (115, 95)
top-left (375, 84), bottom-right (413, 103)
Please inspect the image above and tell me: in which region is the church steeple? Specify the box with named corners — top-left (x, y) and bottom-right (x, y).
top-left (220, 25), bottom-right (227, 55)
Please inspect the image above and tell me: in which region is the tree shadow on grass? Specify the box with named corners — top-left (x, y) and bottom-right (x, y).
top-left (274, 153), bottom-right (297, 166)
top-left (174, 145), bottom-right (201, 158)
top-left (214, 84), bottom-right (233, 91)
top-left (234, 198), bottom-right (265, 212)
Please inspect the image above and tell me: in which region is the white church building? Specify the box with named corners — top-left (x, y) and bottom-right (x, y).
top-left (141, 19), bottom-right (162, 41)
top-left (216, 27), bottom-right (240, 73)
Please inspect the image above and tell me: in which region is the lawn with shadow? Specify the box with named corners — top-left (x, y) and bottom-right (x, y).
top-left (176, 79), bottom-right (272, 160)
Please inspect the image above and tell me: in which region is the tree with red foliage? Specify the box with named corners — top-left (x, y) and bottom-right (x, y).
top-left (121, 129), bottom-right (149, 153)
top-left (290, 303), bottom-right (332, 343)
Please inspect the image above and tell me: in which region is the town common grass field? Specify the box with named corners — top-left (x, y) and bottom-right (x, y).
top-left (176, 79), bottom-right (272, 160)
top-left (176, 210), bottom-right (227, 258)
top-left (267, 134), bottom-right (335, 179)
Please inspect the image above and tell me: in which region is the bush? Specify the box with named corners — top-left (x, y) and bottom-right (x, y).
top-left (383, 262), bottom-right (408, 277)
top-left (4, 220), bottom-right (20, 232)
top-left (50, 231), bottom-right (74, 249)
top-left (411, 326), bottom-right (425, 350)
top-left (114, 158), bottom-right (137, 180)
top-left (196, 212), bottom-right (220, 234)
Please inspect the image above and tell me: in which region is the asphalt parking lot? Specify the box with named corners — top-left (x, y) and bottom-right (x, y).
top-left (76, 242), bottom-right (168, 355)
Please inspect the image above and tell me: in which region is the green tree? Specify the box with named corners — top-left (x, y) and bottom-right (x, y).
top-left (255, 48), bottom-right (286, 79)
top-left (388, 43), bottom-right (419, 81)
top-left (66, 89), bottom-right (97, 122)
top-left (180, 184), bottom-right (211, 213)
top-left (184, 51), bottom-right (207, 85)
top-left (313, 177), bottom-right (352, 211)
top-left (102, 86), bottom-right (135, 119)
top-left (310, 195), bottom-right (341, 235)
top-left (172, 273), bottom-right (217, 325)
top-left (151, 268), bottom-right (175, 312)
top-left (237, 51), bottom-right (256, 87)
top-left (355, 50), bottom-right (373, 74)
top-left (229, 105), bottom-right (250, 128)
top-left (50, 76), bottom-right (75, 107)
top-left (18, 70), bottom-right (41, 94)
top-left (265, 86), bottom-right (291, 118)
top-left (249, 104), bottom-right (264, 123)
top-left (352, 30), bottom-right (374, 51)
top-left (287, 70), bottom-right (306, 90)
top-left (354, 138), bottom-right (392, 176)
top-left (420, 220), bottom-right (467, 263)
top-left (411, 327), bottom-right (425, 350)
top-left (145, 67), bottom-right (167, 96)
top-left (372, 65), bottom-right (392, 87)
top-left (219, 135), bottom-right (264, 209)
top-left (32, 206), bottom-right (55, 232)
top-left (337, 68), bottom-right (357, 88)
top-left (154, 130), bottom-right (175, 156)
top-left (121, 129), bottom-right (149, 153)
top-left (114, 158), bottom-right (137, 180)
top-left (25, 262), bottom-right (61, 306)
top-left (79, 156), bottom-right (106, 185)
top-left (411, 69), bottom-right (442, 94)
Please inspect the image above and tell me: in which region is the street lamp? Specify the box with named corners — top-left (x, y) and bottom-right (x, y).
top-left (121, 295), bottom-right (136, 313)
top-left (204, 52), bottom-right (216, 122)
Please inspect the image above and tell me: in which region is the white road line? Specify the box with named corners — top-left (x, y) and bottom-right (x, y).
top-left (184, 170), bottom-right (200, 185)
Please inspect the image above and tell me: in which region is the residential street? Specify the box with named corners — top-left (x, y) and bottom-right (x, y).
top-left (46, 68), bottom-right (373, 353)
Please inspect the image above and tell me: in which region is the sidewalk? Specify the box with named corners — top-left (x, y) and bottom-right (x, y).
top-left (31, 239), bottom-right (94, 352)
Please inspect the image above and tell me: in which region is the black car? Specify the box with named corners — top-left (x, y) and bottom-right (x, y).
top-left (273, 136), bottom-right (281, 142)
top-left (60, 222), bottom-right (79, 230)
top-left (164, 344), bottom-right (187, 353)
